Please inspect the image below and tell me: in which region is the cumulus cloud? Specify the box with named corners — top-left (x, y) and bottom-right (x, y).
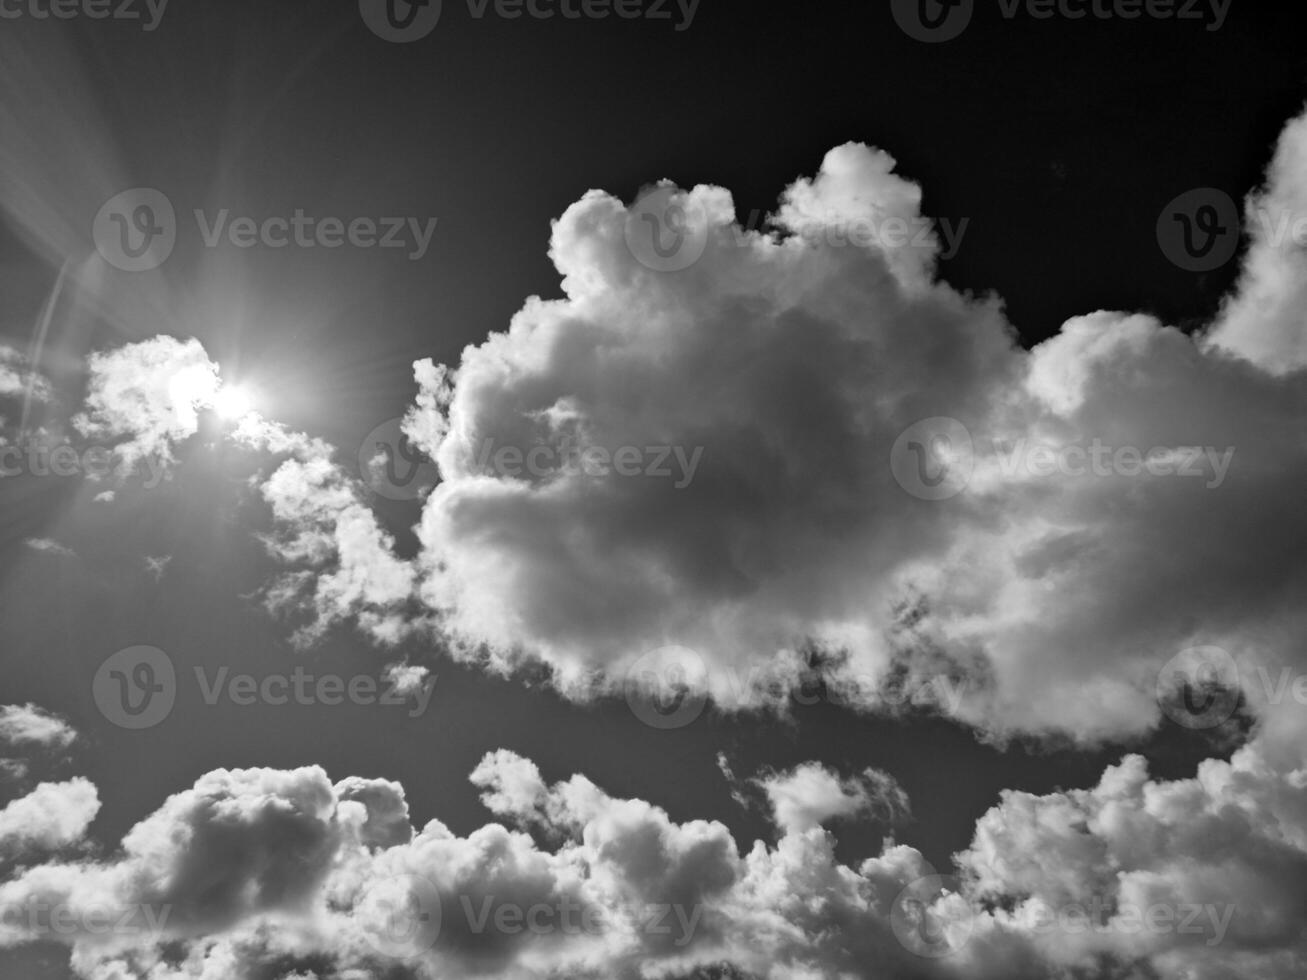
top-left (0, 740), bottom-right (1302, 979)
top-left (0, 778), bottom-right (98, 855)
top-left (0, 703), bottom-right (77, 750)
top-left (378, 108), bottom-right (1307, 748)
top-left (1207, 108), bottom-right (1307, 372)
top-left (66, 106), bottom-right (1307, 749)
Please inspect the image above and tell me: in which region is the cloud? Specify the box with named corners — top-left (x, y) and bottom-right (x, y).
top-left (1206, 107), bottom-right (1307, 372)
top-left (24, 537), bottom-right (76, 558)
top-left (383, 108), bottom-right (1307, 748)
top-left (66, 105), bottom-right (1307, 750)
top-left (0, 778), bottom-right (98, 856)
top-left (1, 737), bottom-right (1303, 979)
top-left (753, 762), bottom-right (910, 834)
top-left (72, 335), bottom-right (220, 477)
top-left (0, 703), bottom-right (77, 750)
top-left (404, 141), bottom-right (1020, 711)
top-left (143, 555), bottom-right (171, 582)
top-left (254, 448), bottom-right (420, 648)
top-left (0, 344), bottom-right (51, 404)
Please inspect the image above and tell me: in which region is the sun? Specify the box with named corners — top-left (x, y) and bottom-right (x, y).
top-left (211, 384), bottom-right (256, 421)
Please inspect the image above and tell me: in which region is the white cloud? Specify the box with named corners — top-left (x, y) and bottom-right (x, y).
top-left (0, 344), bottom-right (51, 404)
top-left (0, 778), bottom-right (98, 855)
top-left (2, 738), bottom-right (1303, 979)
top-left (388, 108), bottom-right (1307, 747)
top-left (0, 703), bottom-right (77, 749)
top-left (24, 537), bottom-right (76, 558)
top-left (1207, 107), bottom-right (1307, 372)
top-left (754, 762), bottom-right (910, 834)
top-left (72, 335), bottom-right (220, 476)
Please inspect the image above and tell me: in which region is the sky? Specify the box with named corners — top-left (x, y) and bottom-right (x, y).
top-left (1, 1), bottom-right (1307, 978)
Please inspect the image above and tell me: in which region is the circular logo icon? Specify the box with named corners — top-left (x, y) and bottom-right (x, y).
top-left (1157, 188), bottom-right (1240, 273)
top-left (93, 189), bottom-right (176, 273)
top-left (93, 646), bottom-right (176, 730)
top-left (1156, 645), bottom-right (1241, 730)
top-left (359, 418), bottom-right (439, 501)
top-left (624, 187), bottom-right (709, 273)
top-left (890, 417), bottom-right (974, 500)
top-left (358, 873), bottom-right (442, 959)
top-left (359, 0), bottom-right (442, 42)
top-left (623, 645), bottom-right (709, 730)
top-left (891, 874), bottom-right (975, 958)
top-left (891, 0), bottom-right (974, 42)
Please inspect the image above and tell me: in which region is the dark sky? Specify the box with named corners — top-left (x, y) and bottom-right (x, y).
top-left (0, 2), bottom-right (1304, 977)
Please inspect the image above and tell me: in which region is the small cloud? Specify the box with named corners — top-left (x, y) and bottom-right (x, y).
top-left (93, 490), bottom-right (116, 503)
top-left (383, 662), bottom-right (432, 698)
top-left (0, 759), bottom-right (29, 782)
top-left (0, 704), bottom-right (78, 750)
top-left (144, 555), bottom-right (172, 582)
top-left (25, 537), bottom-right (75, 558)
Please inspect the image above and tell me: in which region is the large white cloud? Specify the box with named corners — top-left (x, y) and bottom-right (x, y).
top-left (386, 110), bottom-right (1307, 745)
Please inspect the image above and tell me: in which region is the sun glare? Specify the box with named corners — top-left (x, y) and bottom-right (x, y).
top-left (211, 384), bottom-right (255, 421)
